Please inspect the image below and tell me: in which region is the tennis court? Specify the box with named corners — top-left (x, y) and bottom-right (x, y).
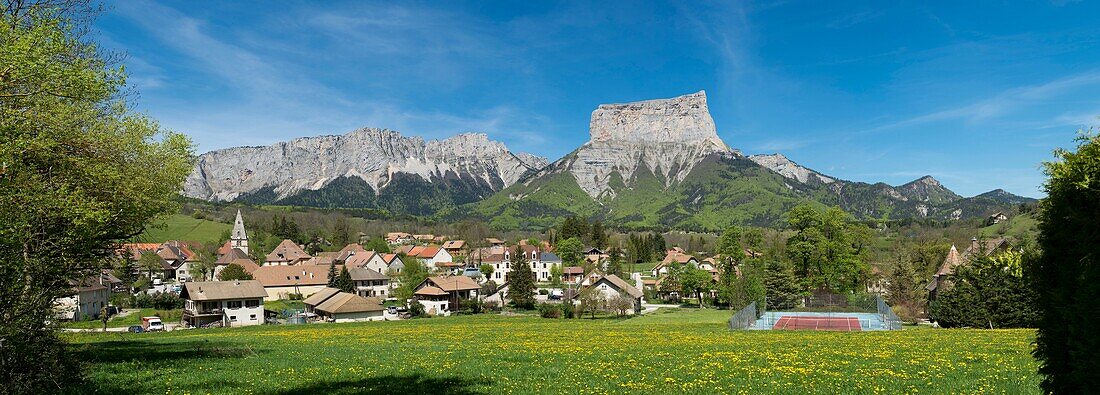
top-left (772, 316), bottom-right (862, 331)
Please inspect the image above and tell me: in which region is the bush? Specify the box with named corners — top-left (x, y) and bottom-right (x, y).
top-left (538, 289), bottom-right (549, 295)
top-left (287, 293), bottom-right (303, 301)
top-left (538, 303), bottom-right (562, 318)
top-left (131, 292), bottom-right (155, 309)
top-left (459, 299), bottom-right (484, 314)
top-left (152, 292), bottom-right (183, 310)
top-left (483, 300), bottom-right (501, 312)
top-left (408, 300), bottom-right (425, 318)
top-left (929, 255), bottom-right (1038, 328)
top-left (561, 300), bottom-right (575, 319)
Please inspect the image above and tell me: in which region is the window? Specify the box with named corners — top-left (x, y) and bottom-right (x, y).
top-left (227, 301), bottom-right (242, 309)
top-left (245, 299), bottom-right (259, 308)
top-left (250, 314), bottom-right (257, 320)
top-left (230, 315), bottom-right (237, 322)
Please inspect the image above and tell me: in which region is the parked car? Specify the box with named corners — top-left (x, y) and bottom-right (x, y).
top-left (141, 316), bottom-right (164, 332)
top-left (152, 278), bottom-right (162, 286)
top-left (387, 306), bottom-right (398, 315)
top-left (127, 325), bottom-right (144, 334)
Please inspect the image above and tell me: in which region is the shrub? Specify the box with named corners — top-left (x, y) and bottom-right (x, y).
top-left (561, 300), bottom-right (576, 319)
top-left (538, 289), bottom-right (549, 295)
top-left (459, 299), bottom-right (484, 315)
top-left (408, 300), bottom-right (425, 318)
top-left (483, 300), bottom-right (501, 312)
top-left (131, 292), bottom-right (155, 309)
top-left (538, 303), bottom-right (562, 318)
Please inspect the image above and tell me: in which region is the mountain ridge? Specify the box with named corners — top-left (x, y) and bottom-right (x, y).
top-left (183, 91), bottom-right (1035, 229)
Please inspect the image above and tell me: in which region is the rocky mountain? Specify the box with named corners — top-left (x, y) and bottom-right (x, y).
top-left (470, 91), bottom-right (1034, 230)
top-left (184, 90), bottom-right (1033, 230)
top-left (748, 153), bottom-right (836, 185)
top-left (183, 129), bottom-right (547, 215)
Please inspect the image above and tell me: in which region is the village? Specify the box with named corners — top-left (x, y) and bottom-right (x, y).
top-left (56, 208), bottom-right (1013, 333)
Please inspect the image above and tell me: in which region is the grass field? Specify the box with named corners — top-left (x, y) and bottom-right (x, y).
top-left (64, 309), bottom-right (182, 329)
top-left (64, 309), bottom-right (1039, 394)
top-left (136, 214), bottom-right (231, 244)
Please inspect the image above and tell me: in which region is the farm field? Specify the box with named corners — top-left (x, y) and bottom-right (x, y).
top-left (136, 214), bottom-right (231, 244)
top-left (64, 309), bottom-right (1039, 394)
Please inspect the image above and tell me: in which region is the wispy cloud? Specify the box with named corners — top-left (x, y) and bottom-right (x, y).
top-left (861, 70), bottom-right (1100, 134)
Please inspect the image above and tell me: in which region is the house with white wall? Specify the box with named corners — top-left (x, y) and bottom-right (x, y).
top-left (180, 280), bottom-right (266, 327)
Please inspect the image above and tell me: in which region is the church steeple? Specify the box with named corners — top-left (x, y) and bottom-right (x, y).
top-left (231, 209), bottom-right (249, 254)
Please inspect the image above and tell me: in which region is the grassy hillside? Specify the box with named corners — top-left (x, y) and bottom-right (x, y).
top-left (65, 311), bottom-right (1038, 394)
top-left (135, 214), bottom-right (231, 244)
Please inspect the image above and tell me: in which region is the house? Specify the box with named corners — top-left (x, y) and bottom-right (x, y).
top-left (414, 234), bottom-right (435, 242)
top-left (349, 267), bottom-right (390, 298)
top-left (180, 280), bottom-right (266, 327)
top-left (213, 248), bottom-right (256, 280)
top-left (485, 238), bottom-right (506, 248)
top-left (987, 212), bottom-right (1009, 226)
top-left (264, 239), bottom-right (312, 265)
top-left (651, 252), bottom-right (699, 277)
top-left (251, 264), bottom-right (331, 301)
top-left (481, 247), bottom-right (560, 283)
top-left (442, 240), bottom-right (466, 255)
top-left (413, 276), bottom-right (481, 316)
top-left (99, 270), bottom-right (126, 293)
top-left (54, 276), bottom-right (111, 321)
top-left (574, 274), bottom-right (643, 315)
top-left (584, 248), bottom-right (608, 265)
top-left (345, 251), bottom-right (389, 273)
top-left (126, 247), bottom-right (176, 280)
top-left (562, 266), bottom-right (585, 283)
top-left (381, 253), bottom-right (404, 274)
top-left (303, 251), bottom-right (339, 267)
top-left (386, 232), bottom-right (413, 245)
top-left (407, 245), bottom-right (453, 268)
top-left (156, 240), bottom-right (200, 282)
top-left (926, 237), bottom-right (1013, 301)
top-left (303, 287), bottom-right (384, 323)
top-left (215, 257), bottom-right (261, 280)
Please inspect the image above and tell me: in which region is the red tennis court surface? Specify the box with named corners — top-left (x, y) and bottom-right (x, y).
top-left (772, 316), bottom-right (862, 331)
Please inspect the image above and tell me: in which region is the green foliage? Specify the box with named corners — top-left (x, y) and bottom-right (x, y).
top-left (327, 261), bottom-right (338, 287)
top-left (537, 303), bottom-right (562, 318)
top-left (335, 266), bottom-right (354, 293)
top-left (549, 264), bottom-right (563, 287)
top-left (1031, 132), bottom-right (1100, 393)
top-left (217, 263), bottom-right (253, 281)
top-left (885, 246), bottom-right (924, 323)
top-left (589, 221), bottom-right (608, 249)
top-left (555, 237), bottom-right (584, 266)
top-left (559, 216), bottom-right (590, 242)
top-left (479, 263), bottom-right (494, 279)
top-left (577, 286), bottom-right (604, 318)
top-left (364, 236), bottom-right (391, 253)
top-left (605, 246), bottom-right (624, 276)
top-left (394, 258), bottom-right (428, 300)
top-left (929, 254), bottom-right (1038, 329)
top-left (508, 246), bottom-right (537, 309)
top-left (784, 204), bottom-right (870, 293)
top-left (679, 267), bottom-right (713, 307)
top-left (762, 259), bottom-right (801, 310)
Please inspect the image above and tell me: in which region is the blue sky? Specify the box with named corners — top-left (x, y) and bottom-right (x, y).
top-left (97, 1), bottom-right (1100, 198)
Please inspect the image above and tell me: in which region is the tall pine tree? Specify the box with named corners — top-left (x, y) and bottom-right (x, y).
top-left (508, 245), bottom-right (537, 309)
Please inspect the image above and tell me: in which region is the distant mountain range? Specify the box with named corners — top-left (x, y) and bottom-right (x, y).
top-left (182, 91), bottom-right (1035, 231)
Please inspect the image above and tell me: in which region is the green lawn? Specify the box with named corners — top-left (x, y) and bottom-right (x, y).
top-left (136, 214), bottom-right (231, 244)
top-left (63, 309), bottom-right (1038, 394)
top-left (64, 309), bottom-right (182, 329)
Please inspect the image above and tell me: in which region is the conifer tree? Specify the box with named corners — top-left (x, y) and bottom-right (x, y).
top-left (508, 246), bottom-right (537, 309)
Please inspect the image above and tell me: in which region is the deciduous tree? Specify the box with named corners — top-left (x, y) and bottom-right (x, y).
top-left (1, 1), bottom-right (193, 391)
top-left (1031, 132), bottom-right (1100, 393)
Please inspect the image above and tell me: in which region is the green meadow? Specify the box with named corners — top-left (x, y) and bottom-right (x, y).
top-left (64, 309), bottom-right (1038, 394)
